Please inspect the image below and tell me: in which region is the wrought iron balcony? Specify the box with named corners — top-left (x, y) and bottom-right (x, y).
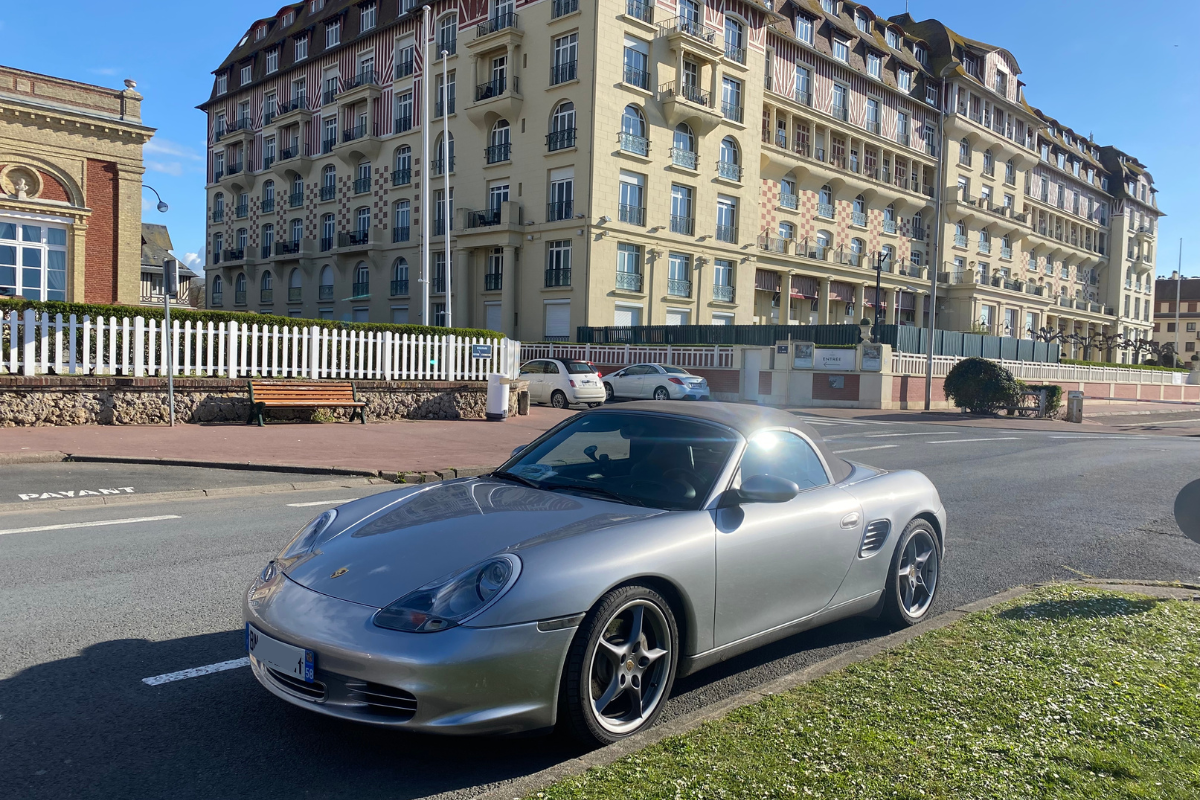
top-left (227, 161), bottom-right (244, 176)
top-left (395, 58), bottom-right (414, 79)
top-left (715, 225), bottom-right (738, 244)
top-left (343, 123), bottom-right (368, 143)
top-left (780, 193), bottom-right (798, 210)
top-left (547, 200), bottom-right (573, 221)
top-left (485, 142), bottom-right (511, 163)
top-left (393, 225), bottom-right (410, 243)
top-left (831, 104), bottom-right (848, 121)
top-left (351, 281), bottom-right (370, 298)
top-left (484, 272), bottom-right (503, 291)
top-left (716, 161), bottom-right (742, 181)
top-left (817, 202), bottom-right (834, 218)
top-left (319, 185), bottom-right (336, 201)
top-left (212, 209), bottom-right (225, 223)
top-left (260, 289), bottom-right (274, 304)
top-left (852, 211), bottom-right (866, 226)
top-left (624, 0), bottom-right (653, 23)
top-left (289, 191), bottom-right (304, 207)
top-left (725, 45), bottom-right (745, 64)
top-left (394, 115), bottom-right (413, 132)
top-left (436, 36), bottom-right (457, 56)
top-left (550, 61), bottom-right (577, 85)
top-left (477, 11), bottom-right (517, 38)
top-left (618, 204), bottom-right (645, 225)
top-left (320, 236), bottom-right (334, 252)
top-left (619, 132), bottom-right (649, 156)
top-left (547, 127), bottom-right (576, 151)
top-left (795, 88), bottom-right (812, 106)
top-left (344, 69), bottom-right (378, 91)
top-left (658, 16), bottom-right (716, 44)
top-left (670, 148), bottom-right (697, 169)
top-left (545, 268), bottom-right (571, 287)
top-left (721, 102), bottom-right (743, 123)
top-left (323, 89), bottom-right (338, 105)
top-left (288, 287), bottom-right (301, 302)
top-left (616, 271), bottom-right (643, 292)
top-left (392, 167), bottom-right (411, 185)
top-left (353, 177), bottom-right (371, 194)
top-left (553, 0), bottom-right (578, 17)
top-left (430, 155), bottom-right (455, 175)
top-left (882, 219), bottom-right (896, 234)
top-left (322, 137), bottom-right (337, 154)
top-left (954, 234), bottom-right (968, 247)
top-left (391, 279), bottom-right (409, 296)
top-left (234, 290), bottom-right (247, 305)
top-left (623, 65), bottom-right (650, 90)
top-left (667, 278), bottom-right (692, 297)
top-left (260, 245), bottom-right (272, 259)
top-left (234, 203), bottom-right (248, 219)
top-left (476, 76), bottom-right (515, 101)
top-left (210, 292), bottom-right (223, 307)
top-left (319, 285), bottom-right (334, 301)
top-left (212, 168), bottom-right (224, 182)
top-left (712, 284), bottom-right (734, 302)
top-left (670, 215), bottom-right (694, 235)
top-left (435, 91), bottom-right (456, 117)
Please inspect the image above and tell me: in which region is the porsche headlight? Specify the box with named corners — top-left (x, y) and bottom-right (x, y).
top-left (374, 555), bottom-right (521, 633)
top-left (279, 509), bottom-right (339, 560)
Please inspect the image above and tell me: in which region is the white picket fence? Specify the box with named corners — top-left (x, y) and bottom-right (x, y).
top-left (520, 342), bottom-right (736, 369)
top-left (891, 351), bottom-right (1187, 385)
top-left (1, 310), bottom-right (520, 381)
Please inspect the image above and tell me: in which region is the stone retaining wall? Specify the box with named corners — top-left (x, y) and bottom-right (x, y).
top-left (0, 377), bottom-right (523, 427)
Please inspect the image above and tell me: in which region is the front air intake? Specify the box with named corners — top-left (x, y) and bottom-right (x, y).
top-left (859, 520), bottom-right (891, 557)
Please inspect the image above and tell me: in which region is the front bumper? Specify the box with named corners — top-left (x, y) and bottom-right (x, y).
top-left (243, 574), bottom-right (576, 735)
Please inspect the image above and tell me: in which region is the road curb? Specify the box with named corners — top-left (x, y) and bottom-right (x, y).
top-left (63, 454), bottom-right (384, 478)
top-left (466, 579), bottom-right (1195, 800)
top-left (0, 451), bottom-right (68, 465)
top-left (0, 477), bottom-right (388, 516)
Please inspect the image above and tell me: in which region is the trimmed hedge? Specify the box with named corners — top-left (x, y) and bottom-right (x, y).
top-left (1060, 358), bottom-right (1189, 374)
top-left (943, 357), bottom-right (1023, 414)
top-left (0, 298), bottom-right (502, 340)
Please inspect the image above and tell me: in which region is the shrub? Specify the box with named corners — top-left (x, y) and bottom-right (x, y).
top-left (0, 298), bottom-right (502, 341)
top-left (943, 357), bottom-right (1023, 414)
top-left (1021, 383), bottom-right (1064, 417)
top-left (1060, 358), bottom-right (1188, 373)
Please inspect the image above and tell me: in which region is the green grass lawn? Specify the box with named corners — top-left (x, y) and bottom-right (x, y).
top-left (536, 586), bottom-right (1200, 800)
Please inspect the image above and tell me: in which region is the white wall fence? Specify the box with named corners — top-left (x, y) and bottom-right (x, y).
top-left (891, 352), bottom-right (1187, 385)
top-left (520, 343), bottom-right (736, 369)
top-left (1, 310), bottom-right (519, 381)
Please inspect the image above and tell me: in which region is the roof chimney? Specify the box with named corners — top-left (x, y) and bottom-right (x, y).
top-left (1172, 271), bottom-right (1179, 280)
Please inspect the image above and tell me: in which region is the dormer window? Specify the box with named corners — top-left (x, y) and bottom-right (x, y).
top-left (898, 68), bottom-right (911, 91)
top-left (913, 44), bottom-right (927, 65)
top-left (1101, 176), bottom-right (1109, 191)
top-left (855, 12), bottom-right (869, 33)
top-left (266, 48), bottom-right (279, 74)
top-left (216, 72), bottom-right (228, 94)
top-left (886, 29), bottom-right (900, 49)
top-left (993, 70), bottom-right (1007, 95)
top-left (240, 64), bottom-right (252, 85)
top-left (867, 52), bottom-right (880, 79)
top-left (795, 14), bottom-right (813, 45)
top-left (833, 37), bottom-right (849, 62)
top-left (1087, 167), bottom-right (1095, 183)
top-left (295, 35), bottom-right (309, 60)
top-left (361, 1), bottom-right (377, 31)
top-left (255, 25), bottom-right (267, 41)
top-left (962, 53), bottom-right (977, 77)
top-left (1057, 152), bottom-right (1066, 170)
top-left (281, 10), bottom-right (295, 26)
top-left (326, 18), bottom-right (341, 48)
top-left (1072, 161), bottom-right (1080, 177)
top-left (821, 0), bottom-right (836, 13)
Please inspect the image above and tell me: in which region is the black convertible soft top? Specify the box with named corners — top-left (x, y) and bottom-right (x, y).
top-left (587, 401), bottom-right (853, 484)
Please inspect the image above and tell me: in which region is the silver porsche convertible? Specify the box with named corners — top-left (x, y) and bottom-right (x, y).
top-left (244, 403), bottom-right (946, 745)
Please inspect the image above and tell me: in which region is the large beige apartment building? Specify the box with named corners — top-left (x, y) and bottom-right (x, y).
top-left (200, 0), bottom-right (1160, 354)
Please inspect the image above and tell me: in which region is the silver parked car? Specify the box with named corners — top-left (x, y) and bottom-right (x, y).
top-left (604, 363), bottom-right (711, 401)
top-left (244, 403), bottom-right (945, 745)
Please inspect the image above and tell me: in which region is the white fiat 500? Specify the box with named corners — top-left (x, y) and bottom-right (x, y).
top-left (604, 363), bottom-right (711, 401)
top-left (519, 359), bottom-right (607, 408)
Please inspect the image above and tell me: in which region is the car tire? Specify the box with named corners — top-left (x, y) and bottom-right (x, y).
top-left (588, 402), bottom-right (603, 408)
top-left (604, 383), bottom-right (615, 401)
top-left (652, 386), bottom-right (670, 401)
top-left (560, 584), bottom-right (679, 747)
top-left (881, 518), bottom-right (941, 628)
top-left (551, 390), bottom-right (569, 409)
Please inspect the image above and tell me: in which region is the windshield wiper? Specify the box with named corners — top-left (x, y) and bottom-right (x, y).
top-left (490, 470), bottom-right (542, 490)
top-left (540, 480), bottom-right (648, 507)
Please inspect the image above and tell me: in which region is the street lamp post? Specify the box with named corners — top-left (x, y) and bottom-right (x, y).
top-left (924, 67), bottom-right (953, 410)
top-left (143, 185), bottom-right (175, 426)
top-left (872, 252), bottom-right (882, 343)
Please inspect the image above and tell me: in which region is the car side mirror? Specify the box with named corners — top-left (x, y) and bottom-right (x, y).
top-left (737, 474), bottom-right (800, 504)
top-left (510, 445), bottom-right (526, 458)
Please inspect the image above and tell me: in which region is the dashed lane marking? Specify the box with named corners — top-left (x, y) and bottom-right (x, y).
top-left (0, 515), bottom-right (181, 537)
top-left (927, 437), bottom-right (1021, 444)
top-left (286, 499), bottom-right (360, 507)
top-left (862, 432), bottom-right (962, 438)
top-left (832, 445), bottom-right (900, 454)
top-left (142, 657), bottom-right (250, 686)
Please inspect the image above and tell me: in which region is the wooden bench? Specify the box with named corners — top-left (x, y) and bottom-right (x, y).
top-left (246, 380), bottom-right (366, 427)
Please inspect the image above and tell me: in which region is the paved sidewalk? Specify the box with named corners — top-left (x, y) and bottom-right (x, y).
top-left (788, 404), bottom-right (1200, 435)
top-left (0, 407), bottom-right (574, 477)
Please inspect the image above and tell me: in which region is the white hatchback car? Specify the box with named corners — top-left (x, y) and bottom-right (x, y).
top-left (603, 363), bottom-right (711, 401)
top-left (519, 358), bottom-right (607, 409)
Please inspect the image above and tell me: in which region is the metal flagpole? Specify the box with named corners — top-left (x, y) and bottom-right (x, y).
top-left (442, 49), bottom-right (451, 329)
top-left (924, 73), bottom-right (948, 410)
top-left (420, 5), bottom-right (432, 326)
top-left (162, 258), bottom-right (176, 426)
top-left (1176, 238), bottom-right (1183, 362)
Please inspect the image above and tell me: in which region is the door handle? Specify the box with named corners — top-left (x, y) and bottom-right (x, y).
top-left (840, 512), bottom-right (861, 529)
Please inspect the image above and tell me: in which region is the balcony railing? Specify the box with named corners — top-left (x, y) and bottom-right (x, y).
top-left (911, 226), bottom-right (925, 241)
top-left (225, 248), bottom-right (245, 262)
top-left (391, 279), bottom-right (409, 296)
top-left (882, 219), bottom-right (896, 234)
top-left (667, 278), bottom-right (692, 297)
top-left (212, 209), bottom-right (225, 223)
top-left (344, 69), bottom-right (378, 91)
top-left (484, 272), bottom-right (503, 291)
top-left (319, 285), bottom-right (334, 300)
top-left (393, 225), bottom-right (410, 243)
top-left (758, 234), bottom-right (786, 253)
top-left (288, 287), bottom-right (302, 302)
top-left (831, 104), bottom-right (848, 121)
top-left (670, 215), bottom-right (694, 235)
top-left (320, 236), bottom-right (334, 252)
top-left (275, 240), bottom-right (300, 256)
top-left (724, 45), bottom-right (745, 64)
top-left (547, 200), bottom-right (573, 221)
top-left (289, 191), bottom-right (304, 207)
top-left (227, 161), bottom-right (244, 176)
top-left (343, 124), bottom-right (368, 143)
top-left (852, 211), bottom-right (866, 226)
top-left (281, 95), bottom-right (307, 113)
top-left (395, 58), bottom-right (414, 79)
top-left (260, 289), bottom-right (274, 304)
top-left (658, 16), bottom-right (716, 44)
top-left (477, 11), bottom-right (517, 38)
top-left (485, 142), bottom-right (511, 163)
top-left (234, 203), bottom-right (248, 219)
top-left (616, 271), bottom-right (643, 291)
top-left (550, 61), bottom-right (578, 85)
top-left (1001, 246), bottom-right (1013, 259)
top-left (864, 119), bottom-right (880, 134)
top-left (434, 218), bottom-right (448, 236)
top-left (234, 290), bottom-right (247, 305)
top-left (795, 88), bottom-right (812, 106)
top-left (978, 240), bottom-right (991, 254)
top-left (339, 230), bottom-right (370, 249)
top-left (623, 65), bottom-right (650, 90)
top-left (715, 225), bottom-right (738, 244)
top-left (721, 102), bottom-right (744, 123)
top-left (547, 127), bottom-right (576, 151)
top-left (262, 155), bottom-right (275, 170)
top-left (322, 137), bottom-right (337, 154)
top-left (320, 185), bottom-right (336, 201)
top-left (436, 37), bottom-right (457, 56)
top-left (553, 0), bottom-right (579, 17)
top-left (545, 268), bottom-right (571, 287)
top-left (779, 192), bottom-right (798, 210)
top-left (817, 202), bottom-right (834, 218)
top-left (716, 161), bottom-right (742, 181)
top-left (392, 167), bottom-right (411, 186)
top-left (394, 115), bottom-right (413, 132)
top-left (953, 234), bottom-right (968, 247)
top-left (712, 284), bottom-right (734, 302)
top-left (624, 0), bottom-right (653, 23)
top-left (466, 208), bottom-right (502, 228)
top-left (211, 292), bottom-right (223, 307)
top-left (670, 147), bottom-right (697, 169)
top-left (662, 81), bottom-right (709, 107)
top-left (476, 76), bottom-right (515, 101)
top-left (213, 168), bottom-right (224, 182)
top-left (353, 177), bottom-right (370, 194)
top-left (619, 204), bottom-right (645, 225)
top-left (619, 132), bottom-right (649, 156)
top-left (260, 245), bottom-right (273, 259)
top-left (430, 155), bottom-right (455, 175)
top-left (352, 282), bottom-right (370, 298)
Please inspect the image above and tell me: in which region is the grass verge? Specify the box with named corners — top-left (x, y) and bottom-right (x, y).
top-left (534, 586), bottom-right (1200, 799)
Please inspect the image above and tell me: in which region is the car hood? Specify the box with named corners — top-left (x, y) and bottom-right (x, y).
top-left (283, 478), bottom-right (663, 608)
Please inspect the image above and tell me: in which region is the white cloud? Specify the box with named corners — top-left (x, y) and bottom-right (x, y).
top-left (146, 160), bottom-right (185, 177)
top-left (181, 251), bottom-right (205, 269)
top-left (91, 67), bottom-right (121, 77)
top-left (145, 138), bottom-right (204, 161)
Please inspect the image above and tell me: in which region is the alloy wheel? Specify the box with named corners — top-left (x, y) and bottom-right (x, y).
top-left (587, 599), bottom-right (671, 735)
top-left (551, 391), bottom-right (568, 409)
top-left (896, 529), bottom-right (938, 619)
top-left (653, 387), bottom-right (669, 401)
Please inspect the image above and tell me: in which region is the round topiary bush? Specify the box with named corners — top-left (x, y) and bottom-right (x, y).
top-left (943, 357), bottom-right (1023, 414)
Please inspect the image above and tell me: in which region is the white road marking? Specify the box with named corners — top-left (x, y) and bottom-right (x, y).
top-left (1113, 417), bottom-right (1200, 427)
top-left (863, 431), bottom-right (961, 438)
top-left (833, 445), bottom-right (900, 454)
top-left (18, 487), bottom-right (136, 501)
top-left (0, 515), bottom-right (181, 537)
top-left (927, 437), bottom-right (1021, 444)
top-left (286, 499), bottom-right (360, 507)
top-left (142, 657), bottom-right (250, 686)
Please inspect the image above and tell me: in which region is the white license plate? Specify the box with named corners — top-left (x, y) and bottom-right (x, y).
top-left (247, 623), bottom-right (315, 683)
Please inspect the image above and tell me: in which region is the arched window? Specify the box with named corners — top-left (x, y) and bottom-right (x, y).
top-left (262, 179), bottom-right (275, 204)
top-left (320, 213), bottom-right (335, 250)
top-left (236, 228), bottom-right (248, 250)
top-left (288, 268), bottom-right (301, 288)
top-left (1001, 234), bottom-right (1010, 253)
top-left (550, 101), bottom-right (575, 150)
top-left (815, 229), bottom-right (832, 257)
top-left (673, 123), bottom-right (695, 153)
top-left (852, 195), bottom-right (866, 225)
top-left (818, 184), bottom-right (833, 217)
top-left (353, 262), bottom-right (369, 295)
top-left (1005, 158), bottom-right (1015, 183)
top-left (394, 145), bottom-right (412, 183)
top-left (724, 17), bottom-right (744, 61)
top-left (620, 105), bottom-right (647, 154)
top-left (883, 204), bottom-right (895, 223)
top-left (322, 164), bottom-right (336, 187)
top-left (319, 265), bottom-right (333, 301)
top-left (912, 211), bottom-right (922, 228)
top-left (211, 274), bottom-right (223, 300)
top-left (213, 192), bottom-right (225, 220)
top-left (488, 119), bottom-right (511, 163)
top-left (235, 272), bottom-right (247, 293)
top-left (290, 218), bottom-right (303, 244)
top-left (955, 220), bottom-right (966, 237)
top-left (261, 223), bottom-right (274, 257)
top-left (959, 137), bottom-right (970, 162)
top-left (881, 244), bottom-right (894, 268)
top-left (779, 221), bottom-right (795, 240)
top-left (983, 149), bottom-right (993, 173)
top-left (394, 199), bottom-right (410, 241)
top-left (260, 270), bottom-right (273, 302)
top-left (434, 132), bottom-right (455, 173)
top-left (392, 257), bottom-right (409, 286)
top-left (719, 136), bottom-right (739, 164)
top-left (849, 237), bottom-right (865, 267)
top-left (979, 228), bottom-right (990, 249)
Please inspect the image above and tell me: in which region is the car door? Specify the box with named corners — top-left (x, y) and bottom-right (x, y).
top-left (610, 364), bottom-right (643, 398)
top-left (519, 360), bottom-right (545, 402)
top-left (713, 428), bottom-right (863, 647)
top-left (541, 360), bottom-right (562, 401)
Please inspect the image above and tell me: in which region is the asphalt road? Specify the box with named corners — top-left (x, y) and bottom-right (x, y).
top-left (3, 419), bottom-right (1199, 800)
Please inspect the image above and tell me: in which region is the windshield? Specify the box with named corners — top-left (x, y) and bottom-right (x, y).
top-left (565, 361), bottom-right (596, 374)
top-left (498, 412), bottom-right (739, 510)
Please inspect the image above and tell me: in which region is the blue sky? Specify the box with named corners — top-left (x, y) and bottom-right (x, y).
top-left (2, 0), bottom-right (1196, 278)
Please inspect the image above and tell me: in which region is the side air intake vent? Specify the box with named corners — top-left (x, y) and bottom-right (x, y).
top-left (859, 520), bottom-right (891, 557)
